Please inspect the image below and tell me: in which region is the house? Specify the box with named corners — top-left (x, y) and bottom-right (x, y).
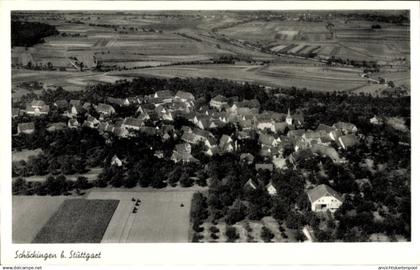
top-left (46, 122), bottom-right (67, 132)
top-left (244, 179), bottom-right (257, 190)
top-left (25, 100), bottom-right (49, 116)
top-left (333, 122), bottom-right (358, 134)
top-left (122, 117), bottom-right (143, 130)
top-left (338, 134), bottom-right (359, 150)
top-left (17, 122), bottom-right (35, 134)
top-left (256, 114), bottom-right (275, 132)
top-left (54, 99), bottom-right (69, 109)
top-left (240, 153), bottom-right (255, 164)
top-left (370, 115), bottom-right (384, 125)
top-left (255, 163), bottom-right (274, 172)
top-left (259, 133), bottom-right (278, 147)
top-left (311, 144), bottom-right (344, 163)
top-left (175, 90), bottom-right (195, 103)
top-left (307, 184), bottom-right (344, 213)
top-left (171, 143), bottom-right (198, 163)
top-left (12, 108), bottom-right (20, 118)
top-left (210, 95), bottom-right (228, 110)
top-left (289, 149), bottom-right (314, 165)
top-left (84, 115), bottom-right (100, 128)
top-left (266, 182), bottom-right (277, 196)
top-left (111, 155), bottom-right (123, 167)
top-left (272, 156), bottom-right (287, 169)
top-left (69, 100), bottom-right (81, 107)
top-left (68, 118), bottom-right (79, 128)
top-left (107, 97), bottom-right (130, 106)
top-left (96, 103), bottom-right (116, 116)
top-left (154, 90), bottom-right (174, 103)
top-left (219, 134), bottom-right (234, 152)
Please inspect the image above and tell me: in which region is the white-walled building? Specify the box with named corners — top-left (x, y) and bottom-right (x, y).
top-left (307, 184), bottom-right (343, 213)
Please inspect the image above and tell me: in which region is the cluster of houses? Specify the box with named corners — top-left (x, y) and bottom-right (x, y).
top-left (14, 90), bottom-right (357, 214)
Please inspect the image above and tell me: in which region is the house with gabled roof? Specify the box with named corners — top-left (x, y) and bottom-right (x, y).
top-left (210, 95), bottom-right (228, 110)
top-left (122, 117), bottom-right (143, 131)
top-left (96, 103), bottom-right (115, 116)
top-left (107, 97), bottom-right (130, 107)
top-left (175, 90), bottom-right (195, 102)
top-left (259, 133), bottom-right (279, 147)
top-left (26, 100), bottom-right (49, 116)
top-left (46, 122), bottom-right (67, 132)
top-left (255, 163), bottom-right (274, 172)
top-left (171, 143), bottom-right (198, 163)
top-left (307, 184), bottom-right (344, 213)
top-left (266, 182), bottom-right (277, 196)
top-left (68, 118), bottom-right (79, 128)
top-left (54, 99), bottom-right (69, 110)
top-left (17, 122), bottom-right (35, 135)
top-left (244, 178), bottom-right (257, 190)
top-left (111, 155), bottom-right (123, 167)
top-left (338, 134), bottom-right (360, 150)
top-left (333, 121), bottom-right (358, 134)
top-left (84, 115), bottom-right (100, 128)
top-left (240, 153), bottom-right (255, 164)
top-left (219, 134), bottom-right (234, 152)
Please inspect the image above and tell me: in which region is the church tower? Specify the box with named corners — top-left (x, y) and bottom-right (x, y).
top-left (286, 108), bottom-right (293, 125)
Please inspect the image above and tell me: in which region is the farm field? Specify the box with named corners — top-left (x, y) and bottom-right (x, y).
top-left (12, 196), bottom-right (69, 243)
top-left (32, 199), bottom-right (119, 243)
top-left (87, 189), bottom-right (195, 243)
top-left (110, 63), bottom-right (369, 92)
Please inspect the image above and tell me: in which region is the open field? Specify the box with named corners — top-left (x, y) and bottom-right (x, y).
top-left (12, 196), bottom-right (69, 243)
top-left (12, 148), bottom-right (43, 162)
top-left (109, 63), bottom-right (369, 92)
top-left (87, 189), bottom-right (195, 243)
top-left (33, 199), bottom-right (119, 243)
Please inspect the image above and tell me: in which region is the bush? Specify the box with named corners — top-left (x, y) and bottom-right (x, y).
top-left (210, 233), bottom-right (219, 240)
top-left (225, 226), bottom-right (239, 242)
top-left (209, 226), bottom-right (220, 234)
top-left (261, 226), bottom-right (275, 242)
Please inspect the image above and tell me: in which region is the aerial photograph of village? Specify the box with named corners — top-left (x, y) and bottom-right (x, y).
top-left (11, 10), bottom-right (410, 243)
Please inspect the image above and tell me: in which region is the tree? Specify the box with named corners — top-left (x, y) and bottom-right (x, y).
top-left (12, 177), bottom-right (28, 195)
top-left (226, 199), bottom-right (247, 225)
top-left (225, 226), bottom-right (239, 242)
top-left (261, 226), bottom-right (275, 242)
top-left (75, 176), bottom-right (91, 190)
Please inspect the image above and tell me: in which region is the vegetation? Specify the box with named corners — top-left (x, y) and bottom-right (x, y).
top-left (11, 21), bottom-right (58, 47)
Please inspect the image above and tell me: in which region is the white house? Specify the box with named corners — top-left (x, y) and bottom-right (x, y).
top-left (111, 155), bottom-right (123, 167)
top-left (307, 184), bottom-right (343, 213)
top-left (266, 182), bottom-right (277, 196)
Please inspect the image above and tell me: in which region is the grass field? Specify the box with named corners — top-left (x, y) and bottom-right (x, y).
top-left (33, 199), bottom-right (119, 243)
top-left (13, 196), bottom-right (68, 243)
top-left (87, 189), bottom-right (195, 243)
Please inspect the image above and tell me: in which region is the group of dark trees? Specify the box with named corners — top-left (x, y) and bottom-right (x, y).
top-left (11, 21), bottom-right (59, 47)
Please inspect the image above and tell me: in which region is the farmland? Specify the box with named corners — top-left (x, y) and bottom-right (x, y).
top-left (11, 11), bottom-right (410, 95)
top-left (32, 199), bottom-right (119, 243)
top-left (109, 63), bottom-right (373, 91)
top-left (12, 196), bottom-right (69, 243)
top-left (87, 189), bottom-right (195, 243)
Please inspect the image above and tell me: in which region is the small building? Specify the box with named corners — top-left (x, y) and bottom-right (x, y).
top-left (84, 115), bottom-right (100, 128)
top-left (219, 134), bottom-right (234, 152)
top-left (255, 163), bottom-right (274, 172)
top-left (122, 117), bottom-right (143, 130)
top-left (25, 102), bottom-right (49, 116)
top-left (46, 122), bottom-right (67, 132)
top-left (244, 178), bottom-right (257, 190)
top-left (54, 99), bottom-right (69, 110)
top-left (175, 90), bottom-right (195, 102)
top-left (266, 182), bottom-right (277, 196)
top-left (68, 118), bottom-right (79, 128)
top-left (333, 121), bottom-right (358, 134)
top-left (307, 184), bottom-right (344, 213)
top-left (240, 153), bottom-right (255, 164)
top-left (17, 122), bottom-right (35, 134)
top-left (209, 95), bottom-right (228, 110)
top-left (111, 155), bottom-right (123, 167)
top-left (96, 103), bottom-right (116, 116)
top-left (338, 134), bottom-right (359, 150)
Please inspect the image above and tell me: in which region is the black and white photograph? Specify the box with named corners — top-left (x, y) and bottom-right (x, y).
top-left (1, 0), bottom-right (420, 268)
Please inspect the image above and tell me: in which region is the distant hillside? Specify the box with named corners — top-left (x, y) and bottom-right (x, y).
top-left (11, 21), bottom-right (59, 47)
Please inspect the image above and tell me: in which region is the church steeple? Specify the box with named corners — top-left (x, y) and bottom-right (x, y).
top-left (286, 107), bottom-right (293, 125)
